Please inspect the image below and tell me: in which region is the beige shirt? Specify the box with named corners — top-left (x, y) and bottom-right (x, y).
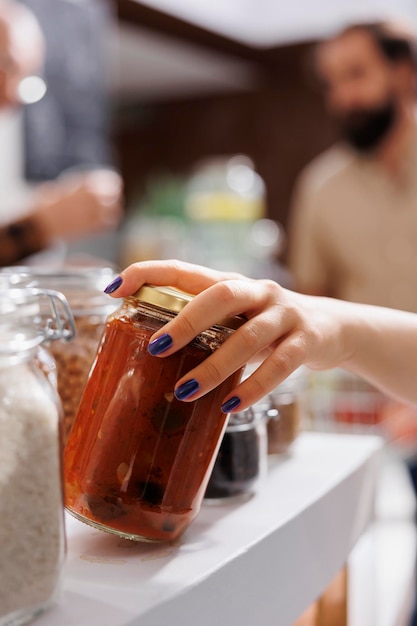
top-left (288, 130), bottom-right (417, 312)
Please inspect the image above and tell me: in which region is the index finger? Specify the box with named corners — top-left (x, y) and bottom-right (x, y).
top-left (146, 276), bottom-right (283, 362)
top-left (108, 260), bottom-right (245, 299)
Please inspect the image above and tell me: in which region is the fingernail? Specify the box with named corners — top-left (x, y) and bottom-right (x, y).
top-left (148, 333), bottom-right (173, 356)
top-left (221, 396), bottom-right (241, 413)
top-left (174, 379), bottom-right (200, 401)
top-left (104, 276), bottom-right (123, 294)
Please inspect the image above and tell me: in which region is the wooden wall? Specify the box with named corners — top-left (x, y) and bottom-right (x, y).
top-left (113, 9), bottom-right (338, 233)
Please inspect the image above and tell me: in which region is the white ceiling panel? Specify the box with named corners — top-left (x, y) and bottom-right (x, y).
top-left (136, 0), bottom-right (417, 47)
top-left (107, 0), bottom-right (417, 100)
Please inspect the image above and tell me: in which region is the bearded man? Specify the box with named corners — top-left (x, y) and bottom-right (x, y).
top-left (288, 20), bottom-right (417, 312)
top-left (287, 22), bottom-right (417, 557)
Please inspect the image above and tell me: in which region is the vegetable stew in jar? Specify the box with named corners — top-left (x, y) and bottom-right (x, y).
top-left (64, 285), bottom-right (244, 542)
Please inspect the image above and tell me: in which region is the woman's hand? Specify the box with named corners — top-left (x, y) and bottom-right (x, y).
top-left (105, 259), bottom-right (417, 411)
top-left (104, 260), bottom-right (355, 412)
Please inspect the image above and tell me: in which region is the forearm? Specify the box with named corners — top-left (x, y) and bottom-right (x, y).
top-left (335, 300), bottom-right (417, 405)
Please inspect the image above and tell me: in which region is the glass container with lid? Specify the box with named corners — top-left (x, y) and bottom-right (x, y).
top-left (64, 285), bottom-right (244, 542)
top-left (0, 283), bottom-right (75, 626)
top-left (0, 266), bottom-right (119, 442)
top-left (204, 406), bottom-right (267, 503)
top-left (245, 364), bottom-right (306, 456)
top-left (264, 367), bottom-right (306, 455)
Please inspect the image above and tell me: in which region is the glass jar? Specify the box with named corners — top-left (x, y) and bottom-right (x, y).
top-left (0, 283), bottom-right (75, 626)
top-left (204, 407), bottom-right (267, 503)
top-left (184, 155), bottom-right (267, 275)
top-left (0, 266), bottom-right (119, 442)
top-left (265, 367), bottom-right (306, 455)
top-left (64, 285), bottom-right (244, 542)
top-left (331, 369), bottom-right (388, 429)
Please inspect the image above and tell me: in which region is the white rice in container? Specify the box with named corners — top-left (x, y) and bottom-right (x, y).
top-left (0, 362), bottom-right (64, 623)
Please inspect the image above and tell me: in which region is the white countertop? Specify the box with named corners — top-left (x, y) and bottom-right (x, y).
top-left (33, 431), bottom-right (383, 626)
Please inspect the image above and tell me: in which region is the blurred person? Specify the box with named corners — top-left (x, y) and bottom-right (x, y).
top-left (0, 0), bottom-right (122, 265)
top-left (287, 23), bottom-right (417, 618)
top-left (288, 19), bottom-right (417, 307)
top-left (287, 20), bottom-right (417, 386)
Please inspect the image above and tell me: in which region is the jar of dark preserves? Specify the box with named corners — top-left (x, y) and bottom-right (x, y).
top-left (64, 285), bottom-right (244, 542)
top-left (204, 407), bottom-right (267, 502)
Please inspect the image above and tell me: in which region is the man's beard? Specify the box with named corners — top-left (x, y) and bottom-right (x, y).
top-left (338, 100), bottom-right (397, 153)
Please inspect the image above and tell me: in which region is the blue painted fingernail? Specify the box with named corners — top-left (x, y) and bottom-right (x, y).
top-left (221, 396), bottom-right (241, 413)
top-left (104, 276), bottom-right (123, 294)
top-left (148, 333), bottom-right (173, 356)
top-left (174, 379), bottom-right (200, 401)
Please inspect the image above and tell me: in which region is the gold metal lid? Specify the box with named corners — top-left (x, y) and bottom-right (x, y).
top-left (131, 284), bottom-right (245, 330)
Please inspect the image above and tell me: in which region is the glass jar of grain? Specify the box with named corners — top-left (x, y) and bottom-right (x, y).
top-left (0, 282), bottom-right (75, 625)
top-left (0, 266), bottom-right (119, 442)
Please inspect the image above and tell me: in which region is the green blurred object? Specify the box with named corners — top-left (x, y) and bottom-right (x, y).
top-left (120, 173), bottom-right (189, 267)
top-left (119, 163), bottom-right (285, 282)
top-left (130, 173), bottom-right (188, 219)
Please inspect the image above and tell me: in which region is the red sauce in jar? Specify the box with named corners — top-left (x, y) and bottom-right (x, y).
top-left (64, 312), bottom-right (242, 542)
